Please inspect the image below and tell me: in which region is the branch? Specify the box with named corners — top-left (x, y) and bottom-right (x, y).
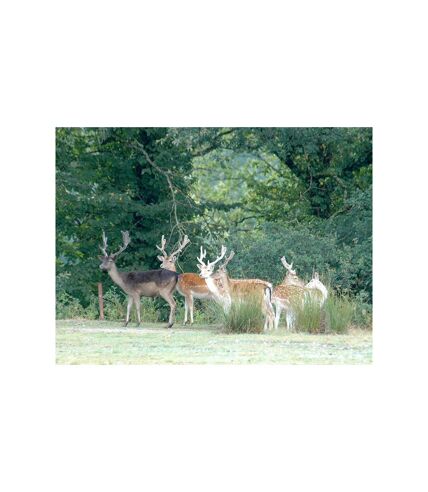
top-left (130, 140), bottom-right (185, 237)
top-left (191, 129), bottom-right (236, 158)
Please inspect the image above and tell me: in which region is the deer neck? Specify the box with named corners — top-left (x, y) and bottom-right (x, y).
top-left (108, 264), bottom-right (127, 291)
top-left (315, 283), bottom-right (328, 302)
top-left (207, 274), bottom-right (231, 307)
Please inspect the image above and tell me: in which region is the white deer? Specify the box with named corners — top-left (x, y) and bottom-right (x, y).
top-left (197, 246), bottom-right (275, 331)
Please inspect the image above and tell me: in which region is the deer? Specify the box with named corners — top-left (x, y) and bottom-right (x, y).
top-left (156, 234), bottom-right (221, 324)
top-left (99, 231), bottom-right (178, 328)
top-left (272, 257), bottom-right (328, 330)
top-left (197, 246), bottom-right (275, 331)
top-left (305, 272), bottom-right (328, 306)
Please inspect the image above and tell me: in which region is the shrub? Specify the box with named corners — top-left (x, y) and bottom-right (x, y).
top-left (103, 286), bottom-right (159, 322)
top-left (222, 296), bottom-right (265, 334)
top-left (56, 287), bottom-right (160, 322)
top-left (56, 291), bottom-right (87, 319)
top-left (352, 292), bottom-right (373, 328)
top-left (102, 286), bottom-right (126, 320)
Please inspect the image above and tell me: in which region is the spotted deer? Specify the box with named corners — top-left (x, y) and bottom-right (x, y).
top-left (99, 231), bottom-right (178, 327)
top-left (197, 246), bottom-right (275, 331)
top-left (156, 234), bottom-right (220, 324)
top-left (272, 258), bottom-right (328, 330)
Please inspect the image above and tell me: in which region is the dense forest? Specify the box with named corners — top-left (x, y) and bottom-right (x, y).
top-left (56, 127), bottom-right (372, 319)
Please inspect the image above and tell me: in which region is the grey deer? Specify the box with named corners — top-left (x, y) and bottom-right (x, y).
top-left (99, 231), bottom-right (178, 327)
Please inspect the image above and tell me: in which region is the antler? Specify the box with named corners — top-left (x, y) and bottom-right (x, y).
top-left (197, 245), bottom-right (227, 268)
top-left (209, 245), bottom-right (227, 267)
top-left (197, 246), bottom-right (207, 266)
top-left (156, 234), bottom-right (168, 257)
top-left (111, 231), bottom-right (131, 258)
top-left (219, 250), bottom-right (235, 271)
top-left (100, 230), bottom-right (109, 256)
top-left (170, 234), bottom-right (190, 258)
top-left (281, 256), bottom-right (296, 274)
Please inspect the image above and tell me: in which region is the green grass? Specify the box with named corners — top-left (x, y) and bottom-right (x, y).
top-left (56, 319), bottom-right (372, 365)
top-left (325, 295), bottom-right (354, 333)
top-left (223, 295), bottom-right (265, 334)
top-left (292, 295), bottom-right (324, 334)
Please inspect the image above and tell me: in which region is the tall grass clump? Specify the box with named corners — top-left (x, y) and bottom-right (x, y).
top-left (291, 292), bottom-right (357, 334)
top-left (292, 295), bottom-right (324, 334)
top-left (325, 295), bottom-right (354, 333)
top-left (222, 296), bottom-right (265, 334)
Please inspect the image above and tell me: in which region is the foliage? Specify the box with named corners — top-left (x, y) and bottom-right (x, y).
top-left (222, 216), bottom-right (371, 301)
top-left (56, 127), bottom-right (372, 314)
top-left (56, 291), bottom-right (88, 319)
top-left (56, 127), bottom-right (196, 304)
top-left (222, 296), bottom-right (265, 334)
top-left (56, 286), bottom-right (159, 322)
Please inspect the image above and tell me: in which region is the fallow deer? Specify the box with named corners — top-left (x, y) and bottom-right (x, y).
top-left (305, 272), bottom-right (328, 306)
top-left (272, 258), bottom-right (328, 330)
top-left (156, 234), bottom-right (220, 324)
top-left (99, 231), bottom-right (178, 327)
top-left (197, 247), bottom-right (275, 331)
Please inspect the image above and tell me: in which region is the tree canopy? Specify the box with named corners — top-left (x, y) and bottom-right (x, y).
top-left (56, 127), bottom-right (372, 306)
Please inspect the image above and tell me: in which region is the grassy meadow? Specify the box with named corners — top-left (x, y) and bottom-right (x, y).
top-left (56, 319), bottom-right (372, 365)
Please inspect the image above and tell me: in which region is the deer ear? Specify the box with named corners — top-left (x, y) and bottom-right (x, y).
top-left (98, 255), bottom-right (104, 260)
top-left (157, 255), bottom-right (164, 262)
top-left (171, 255), bottom-right (177, 262)
top-left (196, 264), bottom-right (201, 270)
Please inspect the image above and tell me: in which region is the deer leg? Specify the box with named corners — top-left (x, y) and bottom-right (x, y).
top-left (134, 296), bottom-right (141, 326)
top-left (188, 295), bottom-right (194, 324)
top-left (160, 291), bottom-right (176, 328)
top-left (125, 296), bottom-right (133, 327)
top-left (274, 304), bottom-right (282, 331)
top-left (183, 298), bottom-right (188, 325)
top-left (286, 309), bottom-right (295, 331)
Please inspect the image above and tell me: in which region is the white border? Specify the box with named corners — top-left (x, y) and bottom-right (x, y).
top-left (2, 1), bottom-right (428, 491)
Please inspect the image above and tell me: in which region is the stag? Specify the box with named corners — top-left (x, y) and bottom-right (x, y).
top-left (272, 258), bottom-right (328, 330)
top-left (99, 231), bottom-right (178, 327)
top-left (197, 246), bottom-right (275, 331)
top-left (156, 234), bottom-right (220, 324)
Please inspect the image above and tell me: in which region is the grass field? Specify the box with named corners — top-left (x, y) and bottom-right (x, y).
top-left (56, 320), bottom-right (372, 364)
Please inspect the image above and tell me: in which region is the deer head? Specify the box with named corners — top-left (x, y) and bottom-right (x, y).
top-left (197, 245), bottom-right (227, 278)
top-left (156, 234), bottom-right (190, 270)
top-left (99, 230), bottom-right (131, 271)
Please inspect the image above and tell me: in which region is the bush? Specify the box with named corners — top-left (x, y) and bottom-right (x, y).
top-left (352, 292), bottom-right (373, 328)
top-left (56, 291), bottom-right (87, 319)
top-left (222, 296), bottom-right (265, 334)
top-left (56, 286), bottom-right (160, 322)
